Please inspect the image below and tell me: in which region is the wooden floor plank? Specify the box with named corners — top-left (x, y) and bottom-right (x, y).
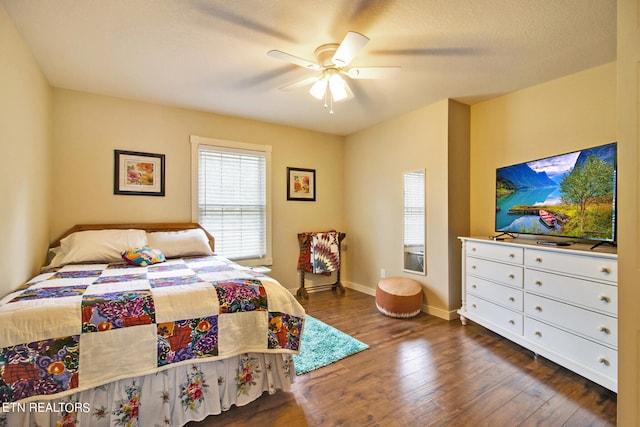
top-left (187, 289), bottom-right (617, 426)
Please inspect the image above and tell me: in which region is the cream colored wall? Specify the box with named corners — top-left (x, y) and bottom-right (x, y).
top-left (0, 5), bottom-right (52, 297)
top-left (469, 61), bottom-right (622, 408)
top-left (344, 99), bottom-right (465, 319)
top-left (51, 89), bottom-right (344, 290)
top-left (447, 100), bottom-right (471, 307)
top-left (616, 0), bottom-right (640, 423)
top-left (469, 62), bottom-right (617, 238)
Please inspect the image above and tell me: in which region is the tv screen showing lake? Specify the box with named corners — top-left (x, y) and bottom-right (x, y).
top-left (495, 142), bottom-right (616, 240)
top-left (496, 187), bottom-right (561, 233)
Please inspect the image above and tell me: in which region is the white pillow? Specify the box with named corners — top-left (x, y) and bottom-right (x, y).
top-left (147, 229), bottom-right (213, 258)
top-left (48, 229), bottom-right (148, 267)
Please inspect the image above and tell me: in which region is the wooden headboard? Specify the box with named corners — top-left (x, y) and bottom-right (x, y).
top-left (50, 223), bottom-right (215, 251)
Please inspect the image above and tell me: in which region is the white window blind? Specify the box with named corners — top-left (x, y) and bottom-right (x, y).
top-left (404, 171), bottom-right (425, 247)
top-left (192, 137), bottom-right (272, 264)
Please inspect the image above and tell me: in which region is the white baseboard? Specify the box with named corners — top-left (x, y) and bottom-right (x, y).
top-left (342, 281), bottom-right (459, 321)
top-left (343, 280), bottom-right (375, 296)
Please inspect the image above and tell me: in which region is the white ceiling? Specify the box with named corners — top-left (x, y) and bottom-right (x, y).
top-left (1, 0), bottom-right (616, 136)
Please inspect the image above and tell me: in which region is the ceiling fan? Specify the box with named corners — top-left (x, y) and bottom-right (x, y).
top-left (267, 31), bottom-right (400, 113)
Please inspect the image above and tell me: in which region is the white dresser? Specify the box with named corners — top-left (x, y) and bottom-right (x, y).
top-left (458, 237), bottom-right (618, 392)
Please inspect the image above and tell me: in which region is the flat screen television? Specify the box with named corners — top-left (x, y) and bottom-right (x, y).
top-left (495, 142), bottom-right (617, 243)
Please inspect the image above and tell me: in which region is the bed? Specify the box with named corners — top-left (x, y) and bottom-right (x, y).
top-left (0, 223), bottom-right (305, 427)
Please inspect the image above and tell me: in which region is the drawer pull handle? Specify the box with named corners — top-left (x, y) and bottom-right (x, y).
top-left (599, 326), bottom-right (611, 335)
top-left (471, 284), bottom-right (477, 289)
top-left (471, 304), bottom-right (477, 308)
top-left (534, 331), bottom-right (542, 337)
top-left (471, 265), bottom-right (477, 270)
top-left (508, 274), bottom-right (515, 279)
top-left (599, 295), bottom-right (611, 303)
top-left (509, 296), bottom-right (515, 302)
top-left (472, 247), bottom-right (477, 251)
top-left (509, 253), bottom-right (515, 258)
top-left (534, 280), bottom-right (543, 286)
top-left (601, 267), bottom-right (611, 274)
top-left (535, 257), bottom-right (543, 263)
top-left (599, 357), bottom-right (610, 366)
top-left (508, 320), bottom-right (515, 325)
top-left (535, 305), bottom-right (543, 312)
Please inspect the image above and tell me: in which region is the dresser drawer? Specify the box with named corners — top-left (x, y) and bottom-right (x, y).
top-left (525, 294), bottom-right (617, 348)
top-left (525, 249), bottom-right (617, 283)
top-left (467, 294), bottom-right (523, 335)
top-left (467, 241), bottom-right (523, 264)
top-left (525, 269), bottom-right (617, 316)
top-left (468, 276), bottom-right (523, 311)
top-left (525, 318), bottom-right (617, 381)
top-left (467, 257), bottom-right (523, 287)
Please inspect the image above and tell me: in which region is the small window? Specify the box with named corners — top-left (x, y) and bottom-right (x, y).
top-left (190, 135), bottom-right (272, 265)
top-left (404, 170), bottom-right (425, 247)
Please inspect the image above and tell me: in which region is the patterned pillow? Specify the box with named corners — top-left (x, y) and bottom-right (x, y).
top-left (121, 246), bottom-right (166, 266)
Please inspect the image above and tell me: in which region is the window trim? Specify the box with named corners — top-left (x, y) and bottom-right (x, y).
top-left (190, 135), bottom-right (273, 266)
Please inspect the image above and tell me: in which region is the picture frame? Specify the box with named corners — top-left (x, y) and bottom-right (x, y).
top-left (287, 167), bottom-right (316, 201)
top-left (114, 149), bottom-right (165, 196)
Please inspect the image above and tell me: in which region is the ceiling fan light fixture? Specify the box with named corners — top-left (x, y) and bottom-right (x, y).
top-left (309, 77), bottom-right (327, 99)
top-left (329, 73), bottom-right (348, 102)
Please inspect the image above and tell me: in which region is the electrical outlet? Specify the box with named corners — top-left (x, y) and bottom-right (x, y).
top-left (380, 268), bottom-right (386, 279)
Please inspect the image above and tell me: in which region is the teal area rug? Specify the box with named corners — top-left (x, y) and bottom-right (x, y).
top-left (293, 315), bottom-right (369, 375)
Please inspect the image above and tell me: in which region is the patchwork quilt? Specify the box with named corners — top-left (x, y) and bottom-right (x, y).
top-left (0, 256), bottom-right (305, 404)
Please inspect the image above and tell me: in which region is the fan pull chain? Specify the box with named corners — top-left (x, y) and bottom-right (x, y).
top-left (326, 85), bottom-right (334, 114)
top-left (320, 84), bottom-right (335, 114)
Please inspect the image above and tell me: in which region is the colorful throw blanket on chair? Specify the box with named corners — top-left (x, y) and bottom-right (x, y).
top-left (310, 232), bottom-right (340, 274)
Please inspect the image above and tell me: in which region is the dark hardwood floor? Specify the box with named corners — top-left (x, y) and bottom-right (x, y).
top-left (189, 289), bottom-right (617, 427)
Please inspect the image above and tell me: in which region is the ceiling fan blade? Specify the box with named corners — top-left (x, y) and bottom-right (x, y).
top-left (267, 50), bottom-right (321, 71)
top-left (195, 3), bottom-right (297, 43)
top-left (332, 31), bottom-right (369, 67)
top-left (345, 66), bottom-right (401, 79)
top-left (278, 76), bottom-right (319, 91)
top-left (370, 47), bottom-right (480, 56)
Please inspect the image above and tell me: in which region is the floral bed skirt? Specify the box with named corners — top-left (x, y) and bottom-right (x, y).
top-left (1, 352), bottom-right (294, 427)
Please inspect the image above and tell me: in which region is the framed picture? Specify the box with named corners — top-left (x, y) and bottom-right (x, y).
top-left (114, 150), bottom-right (165, 196)
top-left (287, 167), bottom-right (316, 201)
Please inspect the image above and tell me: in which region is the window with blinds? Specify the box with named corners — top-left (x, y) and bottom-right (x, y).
top-left (403, 170), bottom-right (425, 247)
top-left (191, 136), bottom-right (272, 265)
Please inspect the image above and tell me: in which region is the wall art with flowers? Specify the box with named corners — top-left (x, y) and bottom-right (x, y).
top-left (287, 167), bottom-right (315, 201)
top-left (114, 149), bottom-right (165, 196)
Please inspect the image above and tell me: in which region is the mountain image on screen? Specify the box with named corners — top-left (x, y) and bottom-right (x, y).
top-left (495, 142), bottom-right (616, 241)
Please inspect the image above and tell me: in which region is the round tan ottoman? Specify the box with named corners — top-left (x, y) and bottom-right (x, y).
top-left (376, 277), bottom-right (423, 318)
